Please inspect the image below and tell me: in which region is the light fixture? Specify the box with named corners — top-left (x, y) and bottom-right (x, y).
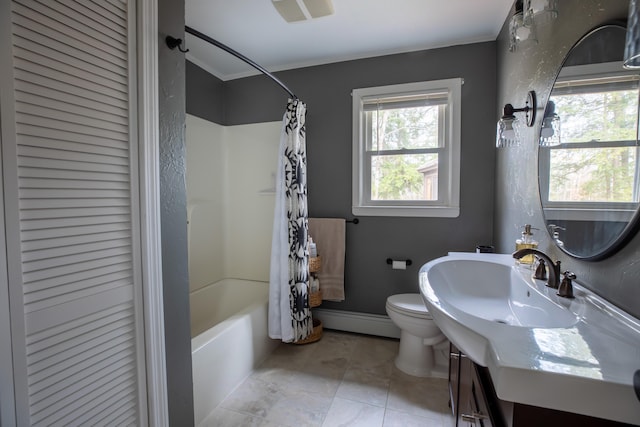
top-left (624, 0), bottom-right (640, 68)
top-left (496, 113), bottom-right (521, 148)
top-left (524, 0), bottom-right (558, 26)
top-left (509, 0), bottom-right (537, 52)
top-left (539, 100), bottom-right (561, 146)
top-left (496, 91), bottom-right (537, 148)
top-left (510, 0), bottom-right (559, 52)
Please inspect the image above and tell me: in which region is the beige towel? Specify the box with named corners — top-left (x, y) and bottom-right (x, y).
top-left (308, 218), bottom-right (346, 301)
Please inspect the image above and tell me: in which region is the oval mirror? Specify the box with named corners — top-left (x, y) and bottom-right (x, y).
top-left (538, 24), bottom-right (640, 260)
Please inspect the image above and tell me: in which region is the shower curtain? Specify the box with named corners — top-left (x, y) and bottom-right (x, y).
top-left (269, 98), bottom-right (313, 343)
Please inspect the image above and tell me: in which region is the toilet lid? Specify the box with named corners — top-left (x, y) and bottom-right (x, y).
top-left (387, 293), bottom-right (432, 319)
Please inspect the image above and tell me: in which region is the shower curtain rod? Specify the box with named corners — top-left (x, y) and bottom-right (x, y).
top-left (184, 26), bottom-right (298, 100)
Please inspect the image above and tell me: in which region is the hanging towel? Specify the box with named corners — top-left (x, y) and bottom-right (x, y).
top-left (308, 218), bottom-right (346, 301)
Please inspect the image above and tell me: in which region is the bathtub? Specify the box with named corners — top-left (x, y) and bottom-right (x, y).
top-left (191, 279), bottom-right (278, 425)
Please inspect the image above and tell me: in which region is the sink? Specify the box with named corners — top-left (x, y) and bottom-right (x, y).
top-left (418, 252), bottom-right (580, 365)
top-left (423, 257), bottom-right (578, 329)
top-left (418, 252), bottom-right (640, 426)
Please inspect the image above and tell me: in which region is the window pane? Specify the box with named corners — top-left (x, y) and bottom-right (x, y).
top-left (366, 105), bottom-right (442, 151)
top-left (371, 154), bottom-right (438, 200)
top-left (552, 89), bottom-right (638, 144)
top-left (549, 147), bottom-right (637, 202)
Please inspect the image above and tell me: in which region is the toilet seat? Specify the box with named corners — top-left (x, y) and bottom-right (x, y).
top-left (386, 293), bottom-right (432, 319)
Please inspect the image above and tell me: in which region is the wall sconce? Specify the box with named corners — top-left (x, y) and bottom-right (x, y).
top-left (510, 0), bottom-right (558, 51)
top-left (496, 91), bottom-right (537, 148)
top-left (539, 100), bottom-right (561, 147)
top-left (509, 0), bottom-right (536, 52)
top-left (524, 0), bottom-right (558, 25)
top-left (624, 0), bottom-right (640, 68)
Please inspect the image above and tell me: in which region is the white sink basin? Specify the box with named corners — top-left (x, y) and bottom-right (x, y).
top-left (423, 257), bottom-right (578, 329)
top-left (418, 252), bottom-right (640, 426)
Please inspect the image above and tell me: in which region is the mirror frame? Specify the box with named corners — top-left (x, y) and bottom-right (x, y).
top-left (538, 22), bottom-right (640, 261)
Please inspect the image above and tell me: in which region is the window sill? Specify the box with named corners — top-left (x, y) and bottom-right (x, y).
top-left (352, 205), bottom-right (459, 218)
top-left (543, 206), bottom-right (635, 222)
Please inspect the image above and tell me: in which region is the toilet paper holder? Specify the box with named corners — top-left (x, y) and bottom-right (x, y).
top-left (386, 258), bottom-right (412, 267)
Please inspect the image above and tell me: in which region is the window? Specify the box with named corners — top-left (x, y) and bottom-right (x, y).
top-left (539, 63), bottom-right (640, 222)
top-left (352, 79), bottom-right (462, 217)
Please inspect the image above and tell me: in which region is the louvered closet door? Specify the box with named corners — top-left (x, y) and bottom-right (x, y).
top-left (1, 1), bottom-right (148, 425)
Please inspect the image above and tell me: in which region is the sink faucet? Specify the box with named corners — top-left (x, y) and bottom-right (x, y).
top-left (512, 248), bottom-right (561, 289)
top-left (558, 271), bottom-right (576, 298)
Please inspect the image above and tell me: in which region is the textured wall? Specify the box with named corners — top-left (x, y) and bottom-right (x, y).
top-left (495, 0), bottom-right (640, 318)
top-left (188, 43), bottom-right (498, 315)
top-left (158, 0), bottom-right (195, 424)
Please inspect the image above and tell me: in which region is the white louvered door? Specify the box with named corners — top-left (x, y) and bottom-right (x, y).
top-left (0, 1), bottom-right (156, 425)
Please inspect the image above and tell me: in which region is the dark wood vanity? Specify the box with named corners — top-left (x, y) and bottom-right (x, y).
top-left (448, 343), bottom-right (637, 427)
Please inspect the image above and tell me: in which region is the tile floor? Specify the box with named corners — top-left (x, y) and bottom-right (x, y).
top-left (202, 330), bottom-right (454, 427)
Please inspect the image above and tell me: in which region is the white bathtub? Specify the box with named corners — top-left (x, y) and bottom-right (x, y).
top-left (191, 279), bottom-right (278, 425)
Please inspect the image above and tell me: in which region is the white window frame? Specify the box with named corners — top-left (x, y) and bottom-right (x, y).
top-left (352, 78), bottom-right (462, 217)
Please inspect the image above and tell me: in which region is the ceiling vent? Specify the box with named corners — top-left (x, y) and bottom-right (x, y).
top-left (271, 0), bottom-right (334, 23)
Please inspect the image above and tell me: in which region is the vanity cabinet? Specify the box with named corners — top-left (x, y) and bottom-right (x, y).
top-left (449, 344), bottom-right (501, 427)
top-left (448, 344), bottom-right (636, 427)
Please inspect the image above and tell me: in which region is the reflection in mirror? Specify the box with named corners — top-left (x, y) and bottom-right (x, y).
top-left (538, 25), bottom-right (640, 259)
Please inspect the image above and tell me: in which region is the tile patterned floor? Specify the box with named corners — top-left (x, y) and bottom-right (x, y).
top-left (202, 330), bottom-right (454, 427)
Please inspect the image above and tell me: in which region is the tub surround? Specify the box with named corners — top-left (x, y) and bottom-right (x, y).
top-left (185, 115), bottom-right (225, 291)
top-left (420, 253), bottom-right (640, 426)
top-left (185, 115), bottom-right (281, 287)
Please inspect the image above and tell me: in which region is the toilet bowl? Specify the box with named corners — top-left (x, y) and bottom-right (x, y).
top-left (386, 293), bottom-right (448, 378)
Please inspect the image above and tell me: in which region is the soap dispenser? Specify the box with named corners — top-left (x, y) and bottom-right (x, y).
top-left (515, 224), bottom-right (538, 265)
top-left (548, 224), bottom-right (566, 248)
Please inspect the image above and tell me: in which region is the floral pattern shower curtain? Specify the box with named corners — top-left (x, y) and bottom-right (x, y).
top-left (269, 98), bottom-right (313, 342)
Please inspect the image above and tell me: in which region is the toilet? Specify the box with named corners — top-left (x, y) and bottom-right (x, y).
top-left (386, 293), bottom-right (448, 378)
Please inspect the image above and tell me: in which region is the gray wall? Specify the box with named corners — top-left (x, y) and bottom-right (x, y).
top-left (187, 61), bottom-right (225, 124)
top-left (158, 0), bottom-right (194, 424)
top-left (187, 43), bottom-right (498, 315)
top-left (495, 0), bottom-right (640, 319)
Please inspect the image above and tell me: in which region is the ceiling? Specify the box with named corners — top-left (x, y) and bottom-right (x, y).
top-left (185, 0), bottom-right (515, 81)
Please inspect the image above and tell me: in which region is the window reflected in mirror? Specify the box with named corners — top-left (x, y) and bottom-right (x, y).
top-left (542, 64), bottom-right (639, 205)
top-left (538, 24), bottom-right (640, 260)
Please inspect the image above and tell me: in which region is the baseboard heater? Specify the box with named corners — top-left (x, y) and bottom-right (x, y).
top-left (312, 308), bottom-right (401, 339)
